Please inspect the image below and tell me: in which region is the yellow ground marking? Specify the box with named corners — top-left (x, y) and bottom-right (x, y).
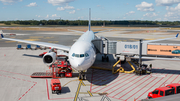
top-left (44, 36), bottom-right (54, 39)
top-left (74, 80), bottom-right (85, 101)
top-left (87, 91), bottom-right (93, 96)
top-left (145, 38), bottom-right (156, 40)
top-left (30, 36), bottom-right (44, 38)
top-left (62, 79), bottom-right (79, 87)
top-left (84, 84), bottom-right (106, 86)
top-left (24, 39), bottom-right (40, 41)
top-left (47, 41), bottom-right (58, 44)
top-left (5, 41), bottom-right (16, 43)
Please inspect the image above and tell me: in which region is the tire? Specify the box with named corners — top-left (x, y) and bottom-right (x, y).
top-left (59, 90), bottom-right (61, 94)
top-left (148, 97), bottom-right (152, 99)
top-left (102, 56), bottom-right (104, 62)
top-left (106, 56), bottom-right (109, 62)
top-left (56, 73), bottom-right (59, 77)
top-left (60, 73), bottom-right (65, 77)
top-left (52, 90), bottom-right (54, 94)
top-left (79, 75), bottom-right (82, 80)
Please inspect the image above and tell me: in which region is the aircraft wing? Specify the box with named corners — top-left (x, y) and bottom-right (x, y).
top-left (68, 29), bottom-right (85, 33)
top-left (1, 33), bottom-right (70, 51)
top-left (142, 33), bottom-right (179, 43)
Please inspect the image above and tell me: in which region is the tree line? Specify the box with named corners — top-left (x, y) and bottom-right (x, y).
top-left (1, 20), bottom-right (180, 26)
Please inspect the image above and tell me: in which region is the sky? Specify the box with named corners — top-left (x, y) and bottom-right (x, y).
top-left (1, 0), bottom-right (180, 21)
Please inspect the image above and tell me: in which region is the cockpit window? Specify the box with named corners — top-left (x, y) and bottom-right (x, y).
top-left (80, 54), bottom-right (84, 57)
top-left (75, 54), bottom-right (79, 57)
top-left (72, 53), bottom-right (88, 58)
top-left (85, 53), bottom-right (89, 57)
top-left (72, 53), bottom-right (75, 57)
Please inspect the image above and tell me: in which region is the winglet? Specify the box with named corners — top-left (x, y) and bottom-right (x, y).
top-left (1, 34), bottom-right (4, 38)
top-left (176, 33), bottom-right (179, 38)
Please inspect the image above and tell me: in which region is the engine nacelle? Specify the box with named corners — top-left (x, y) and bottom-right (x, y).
top-left (43, 52), bottom-right (56, 66)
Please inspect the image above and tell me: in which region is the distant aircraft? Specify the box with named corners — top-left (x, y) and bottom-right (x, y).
top-left (0, 9), bottom-right (179, 79)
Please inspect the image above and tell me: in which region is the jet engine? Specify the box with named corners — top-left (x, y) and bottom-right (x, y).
top-left (43, 52), bottom-right (56, 66)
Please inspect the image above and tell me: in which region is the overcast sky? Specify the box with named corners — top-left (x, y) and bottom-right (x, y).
top-left (1, 0), bottom-right (180, 21)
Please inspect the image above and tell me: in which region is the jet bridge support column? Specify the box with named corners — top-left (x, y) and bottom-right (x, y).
top-left (139, 39), bottom-right (142, 68)
top-left (135, 39), bottom-right (152, 75)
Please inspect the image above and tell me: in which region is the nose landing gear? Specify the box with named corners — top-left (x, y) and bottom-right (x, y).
top-left (79, 71), bottom-right (86, 80)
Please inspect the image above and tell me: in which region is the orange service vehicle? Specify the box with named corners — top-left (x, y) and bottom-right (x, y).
top-left (51, 79), bottom-right (61, 94)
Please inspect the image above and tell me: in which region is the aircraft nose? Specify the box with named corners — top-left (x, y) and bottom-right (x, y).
top-left (71, 59), bottom-right (85, 70)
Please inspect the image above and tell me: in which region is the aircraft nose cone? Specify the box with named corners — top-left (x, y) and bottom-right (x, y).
top-left (71, 59), bottom-right (85, 70)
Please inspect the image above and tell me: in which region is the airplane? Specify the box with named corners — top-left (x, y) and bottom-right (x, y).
top-left (0, 9), bottom-right (179, 80)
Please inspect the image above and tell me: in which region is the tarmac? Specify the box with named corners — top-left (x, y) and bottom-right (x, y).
top-left (0, 27), bottom-right (180, 101)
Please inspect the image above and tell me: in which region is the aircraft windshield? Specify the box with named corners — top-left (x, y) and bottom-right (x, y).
top-left (72, 53), bottom-right (89, 58)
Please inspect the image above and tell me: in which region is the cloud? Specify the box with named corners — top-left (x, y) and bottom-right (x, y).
top-left (57, 5), bottom-right (74, 11)
top-left (136, 2), bottom-right (154, 11)
top-left (156, 0), bottom-right (180, 6)
top-left (68, 10), bottom-right (75, 14)
top-left (27, 2), bottom-right (37, 7)
top-left (78, 16), bottom-right (84, 19)
top-left (97, 5), bottom-right (104, 9)
top-left (155, 18), bottom-right (161, 21)
top-left (64, 5), bottom-right (74, 9)
top-left (0, 0), bottom-right (22, 5)
top-left (57, 7), bottom-right (65, 11)
top-left (48, 0), bottom-right (75, 6)
top-left (46, 15), bottom-right (49, 18)
top-left (52, 14), bottom-right (57, 17)
top-left (126, 11), bottom-right (135, 15)
top-left (143, 13), bottom-right (158, 17)
top-left (164, 4), bottom-right (180, 20)
top-left (36, 15), bottom-right (41, 18)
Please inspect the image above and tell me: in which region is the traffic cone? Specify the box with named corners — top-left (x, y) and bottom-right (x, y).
top-left (4, 54), bottom-right (6, 56)
top-left (134, 98), bottom-right (136, 101)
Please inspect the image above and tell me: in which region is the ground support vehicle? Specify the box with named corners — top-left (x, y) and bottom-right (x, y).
top-left (17, 44), bottom-right (24, 49)
top-left (148, 87), bottom-right (175, 99)
top-left (51, 79), bottom-right (61, 94)
top-left (31, 56), bottom-right (72, 78)
top-left (53, 57), bottom-right (72, 78)
top-left (166, 83), bottom-right (180, 94)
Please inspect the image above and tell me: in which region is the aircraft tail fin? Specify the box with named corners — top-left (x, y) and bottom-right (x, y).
top-left (0, 30), bottom-right (4, 38)
top-left (88, 8), bottom-right (91, 31)
top-left (176, 33), bottom-right (179, 38)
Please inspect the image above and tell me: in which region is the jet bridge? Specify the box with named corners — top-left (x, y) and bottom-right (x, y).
top-left (92, 36), bottom-right (180, 62)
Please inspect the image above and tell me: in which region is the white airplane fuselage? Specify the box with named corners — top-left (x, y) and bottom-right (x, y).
top-left (69, 30), bottom-right (96, 71)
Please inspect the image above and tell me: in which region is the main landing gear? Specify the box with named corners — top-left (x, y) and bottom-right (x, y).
top-left (79, 71), bottom-right (86, 80)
